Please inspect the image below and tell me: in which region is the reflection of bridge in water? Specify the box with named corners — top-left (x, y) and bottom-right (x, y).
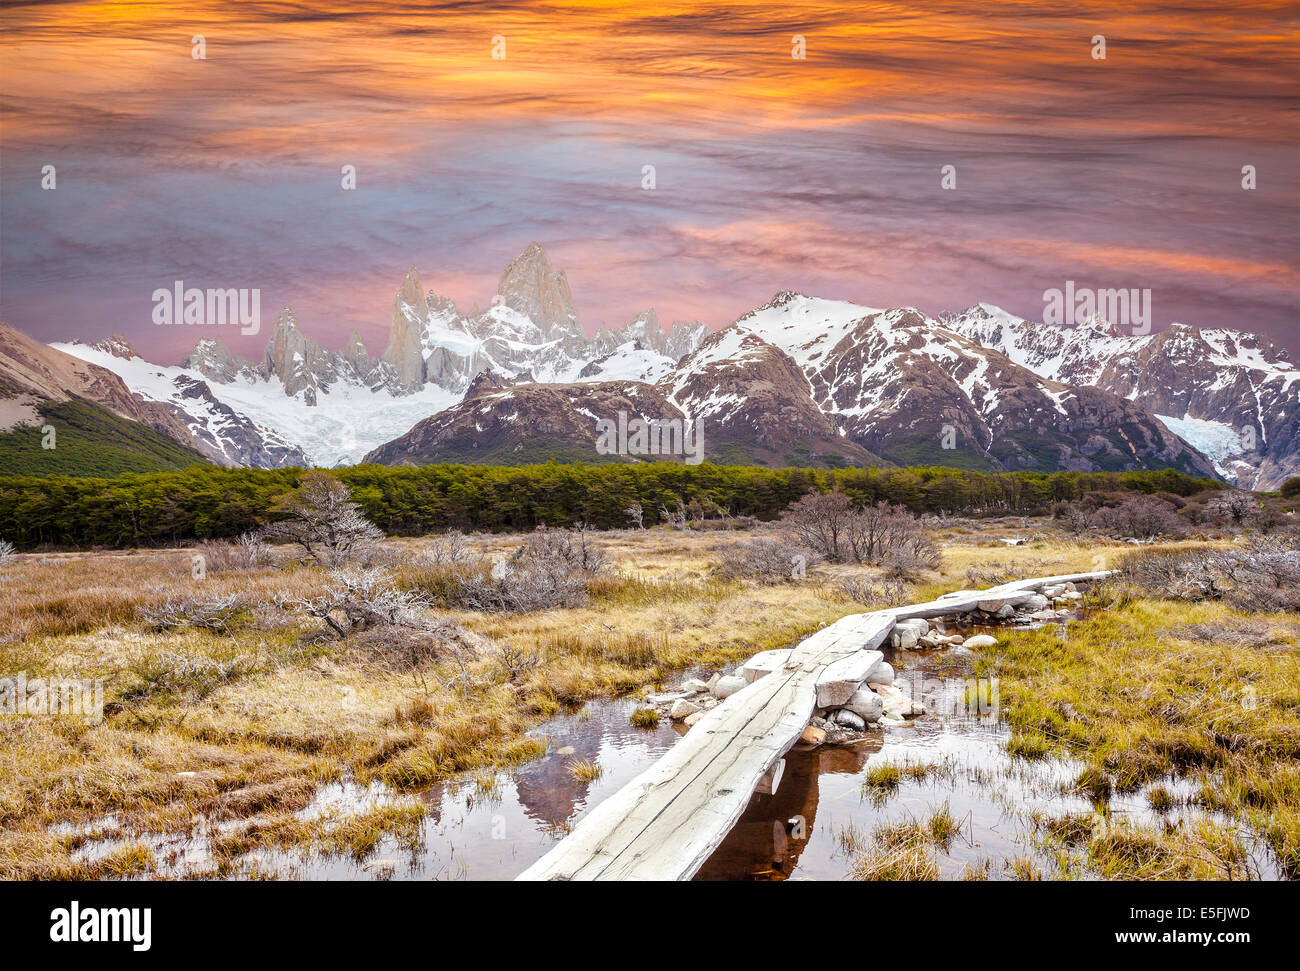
top-left (519, 572), bottom-right (1111, 881)
top-left (694, 737), bottom-right (882, 880)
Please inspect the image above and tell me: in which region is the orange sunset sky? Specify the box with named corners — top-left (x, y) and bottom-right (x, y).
top-left (1, 0), bottom-right (1297, 357)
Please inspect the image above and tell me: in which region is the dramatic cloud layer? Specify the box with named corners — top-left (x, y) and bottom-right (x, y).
top-left (1, 0), bottom-right (1296, 360)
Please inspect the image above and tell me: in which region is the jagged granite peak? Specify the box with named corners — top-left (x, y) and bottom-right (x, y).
top-left (262, 308), bottom-right (338, 404)
top-left (341, 329), bottom-right (376, 385)
top-left (90, 334), bottom-right (140, 360)
top-left (181, 338), bottom-right (257, 384)
top-left (495, 242), bottom-right (582, 340)
top-left (380, 266), bottom-right (434, 395)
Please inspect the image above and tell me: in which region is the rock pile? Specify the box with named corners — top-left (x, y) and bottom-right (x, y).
top-left (640, 578), bottom-right (1094, 745)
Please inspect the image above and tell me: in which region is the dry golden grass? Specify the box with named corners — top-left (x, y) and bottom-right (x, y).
top-left (1, 522), bottom-right (1292, 879)
top-left (979, 596), bottom-right (1300, 878)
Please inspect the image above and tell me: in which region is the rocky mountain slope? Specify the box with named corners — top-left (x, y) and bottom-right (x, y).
top-left (34, 243), bottom-right (1295, 485)
top-left (368, 287), bottom-right (1214, 477)
top-left (714, 293), bottom-right (1214, 476)
top-left (0, 323), bottom-right (209, 475)
top-left (363, 372), bottom-right (697, 466)
top-left (54, 244), bottom-right (708, 467)
top-left (941, 305), bottom-right (1299, 489)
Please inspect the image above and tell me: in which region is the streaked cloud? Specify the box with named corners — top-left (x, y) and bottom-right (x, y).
top-left (0, 0), bottom-right (1295, 359)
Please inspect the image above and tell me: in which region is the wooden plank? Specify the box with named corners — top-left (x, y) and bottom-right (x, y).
top-left (518, 612), bottom-right (888, 881)
top-left (869, 570), bottom-right (1113, 621)
top-left (517, 572), bottom-right (1112, 881)
top-left (755, 758), bottom-right (785, 796)
top-left (814, 615), bottom-right (893, 706)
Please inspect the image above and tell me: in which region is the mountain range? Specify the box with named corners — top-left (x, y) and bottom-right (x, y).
top-left (4, 243), bottom-right (1296, 489)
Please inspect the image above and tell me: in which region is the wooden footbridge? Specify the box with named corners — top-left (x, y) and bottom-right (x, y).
top-left (517, 572), bottom-right (1110, 881)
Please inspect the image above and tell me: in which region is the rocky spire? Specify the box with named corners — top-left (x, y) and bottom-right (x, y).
top-left (379, 266), bottom-right (428, 395)
top-left (262, 309), bottom-right (342, 405)
top-left (181, 337), bottom-right (256, 383)
top-left (495, 242), bottom-right (581, 339)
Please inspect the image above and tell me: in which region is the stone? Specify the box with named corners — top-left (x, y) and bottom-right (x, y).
top-left (681, 678), bottom-right (709, 695)
top-left (946, 634), bottom-right (965, 645)
top-left (977, 598), bottom-right (1013, 613)
top-left (845, 688), bottom-right (884, 722)
top-left (683, 711), bottom-right (705, 728)
top-left (864, 659), bottom-right (894, 685)
top-left (882, 693), bottom-right (912, 717)
top-left (963, 633), bottom-right (999, 648)
top-left (830, 708), bottom-right (867, 731)
top-left (1042, 584), bottom-right (1065, 598)
top-left (880, 713), bottom-right (908, 727)
top-left (800, 725), bottom-right (826, 745)
top-left (1023, 594), bottom-right (1049, 612)
top-left (706, 673), bottom-right (721, 692)
top-left (891, 628), bottom-right (920, 650)
top-left (740, 649), bottom-right (792, 684)
top-left (815, 648), bottom-right (884, 707)
top-left (917, 634), bottom-right (942, 649)
top-left (1029, 610), bottom-right (1058, 621)
top-left (668, 699), bottom-right (701, 721)
top-left (713, 675), bottom-right (747, 700)
top-left (646, 691), bottom-right (688, 705)
top-left (996, 603), bottom-right (1016, 619)
top-left (1060, 591), bottom-right (1083, 601)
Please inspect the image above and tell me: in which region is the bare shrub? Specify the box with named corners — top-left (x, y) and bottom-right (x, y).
top-left (453, 559), bottom-right (590, 613)
top-left (964, 562), bottom-right (1017, 587)
top-left (518, 524), bottom-right (607, 575)
top-left (1050, 501), bottom-right (1094, 533)
top-left (125, 651), bottom-right (252, 702)
top-left (1205, 491), bottom-right (1262, 528)
top-left (414, 531), bottom-right (473, 566)
top-left (277, 567), bottom-right (432, 640)
top-left (0, 539), bottom-right (15, 568)
top-left (440, 525), bottom-right (606, 614)
top-left (658, 498), bottom-right (689, 529)
top-left (1120, 536), bottom-right (1300, 611)
top-left (235, 531), bottom-right (275, 566)
top-left (781, 492), bottom-right (940, 569)
top-left (496, 643), bottom-right (543, 681)
top-left (1217, 536), bottom-right (1300, 611)
top-left (714, 538), bottom-right (821, 582)
top-left (625, 503), bottom-right (644, 529)
top-left (261, 471), bottom-right (383, 566)
top-left (1091, 496), bottom-right (1189, 540)
top-left (142, 594), bottom-right (251, 636)
top-left (194, 532), bottom-right (275, 573)
top-left (1120, 547), bottom-right (1223, 600)
top-left (836, 575), bottom-right (907, 606)
top-left (347, 616), bottom-right (482, 669)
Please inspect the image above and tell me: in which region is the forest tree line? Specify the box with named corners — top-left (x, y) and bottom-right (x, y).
top-left (0, 461), bottom-right (1223, 550)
